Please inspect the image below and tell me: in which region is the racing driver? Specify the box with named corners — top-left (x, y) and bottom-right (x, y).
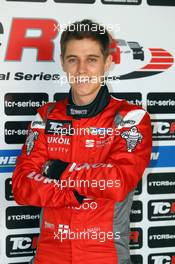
top-left (12, 19), bottom-right (152, 264)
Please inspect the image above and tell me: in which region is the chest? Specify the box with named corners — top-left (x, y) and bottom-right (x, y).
top-left (44, 115), bottom-right (116, 163)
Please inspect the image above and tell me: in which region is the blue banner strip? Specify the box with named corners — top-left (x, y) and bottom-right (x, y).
top-left (1, 146), bottom-right (175, 173)
top-left (0, 149), bottom-right (21, 173)
top-left (149, 146), bottom-right (175, 168)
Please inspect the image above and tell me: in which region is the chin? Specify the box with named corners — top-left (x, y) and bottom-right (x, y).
top-left (73, 82), bottom-right (100, 93)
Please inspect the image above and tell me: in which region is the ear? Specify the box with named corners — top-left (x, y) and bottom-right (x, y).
top-left (104, 54), bottom-right (112, 73)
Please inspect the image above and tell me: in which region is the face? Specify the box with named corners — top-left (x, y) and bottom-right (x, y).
top-left (61, 38), bottom-right (112, 105)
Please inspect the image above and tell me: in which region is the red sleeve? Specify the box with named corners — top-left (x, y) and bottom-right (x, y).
top-left (12, 109), bottom-right (80, 208)
top-left (61, 108), bottom-right (152, 202)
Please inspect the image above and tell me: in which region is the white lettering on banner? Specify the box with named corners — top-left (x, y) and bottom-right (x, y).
top-left (152, 202), bottom-right (171, 214)
top-left (0, 156), bottom-right (16, 164)
top-left (151, 152), bottom-right (159, 160)
top-left (152, 122), bottom-right (170, 134)
top-left (69, 162), bottom-right (113, 172)
top-left (5, 128), bottom-right (28, 136)
top-left (149, 181), bottom-right (175, 186)
top-left (150, 234), bottom-right (175, 240)
top-left (131, 210), bottom-right (141, 214)
top-left (151, 256), bottom-right (171, 264)
top-left (9, 214), bottom-right (40, 220)
top-left (10, 237), bottom-right (31, 250)
top-left (147, 100), bottom-right (175, 106)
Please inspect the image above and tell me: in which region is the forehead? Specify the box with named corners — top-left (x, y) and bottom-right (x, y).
top-left (64, 38), bottom-right (103, 57)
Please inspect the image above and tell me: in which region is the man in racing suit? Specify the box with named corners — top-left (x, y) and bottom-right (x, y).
top-left (12, 19), bottom-right (152, 264)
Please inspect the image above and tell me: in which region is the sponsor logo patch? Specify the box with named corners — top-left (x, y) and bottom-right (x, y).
top-left (121, 126), bottom-right (143, 152)
top-left (45, 120), bottom-right (72, 135)
top-left (25, 130), bottom-right (39, 155)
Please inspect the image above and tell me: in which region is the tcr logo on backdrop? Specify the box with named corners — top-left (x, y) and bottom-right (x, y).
top-left (0, 18), bottom-right (174, 80)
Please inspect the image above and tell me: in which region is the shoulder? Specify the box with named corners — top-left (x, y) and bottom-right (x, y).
top-left (37, 102), bottom-right (56, 120)
top-left (30, 98), bottom-right (67, 129)
top-left (37, 98), bottom-right (67, 120)
top-left (110, 96), bottom-right (150, 128)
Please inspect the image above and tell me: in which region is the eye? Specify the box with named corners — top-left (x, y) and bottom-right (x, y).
top-left (67, 58), bottom-right (77, 63)
top-left (88, 58), bottom-right (97, 63)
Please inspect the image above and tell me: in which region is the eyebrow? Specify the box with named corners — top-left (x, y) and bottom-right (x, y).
top-left (65, 54), bottom-right (100, 59)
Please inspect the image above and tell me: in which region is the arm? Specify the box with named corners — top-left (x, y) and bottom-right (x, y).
top-left (12, 110), bottom-right (80, 208)
top-left (60, 109), bottom-right (152, 202)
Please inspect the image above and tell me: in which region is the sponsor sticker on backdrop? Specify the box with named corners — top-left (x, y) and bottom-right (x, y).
top-left (147, 172), bottom-right (175, 194)
top-left (5, 121), bottom-right (30, 144)
top-left (130, 200), bottom-right (142, 222)
top-left (102, 0), bottom-right (142, 5)
top-left (131, 255), bottom-right (143, 264)
top-left (130, 228), bottom-right (143, 249)
top-left (54, 0), bottom-right (95, 2)
top-left (5, 178), bottom-right (13, 201)
top-left (147, 0), bottom-right (175, 6)
top-left (6, 206), bottom-right (41, 229)
top-left (134, 179), bottom-right (142, 195)
top-left (148, 253), bottom-right (175, 264)
top-left (148, 226), bottom-right (175, 248)
top-left (4, 93), bottom-right (48, 115)
top-left (147, 93), bottom-right (175, 114)
top-left (6, 233), bottom-right (39, 257)
top-left (148, 199), bottom-right (175, 221)
top-left (151, 119), bottom-right (175, 140)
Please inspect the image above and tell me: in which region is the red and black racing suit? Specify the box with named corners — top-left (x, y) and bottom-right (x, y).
top-left (12, 85), bottom-right (152, 264)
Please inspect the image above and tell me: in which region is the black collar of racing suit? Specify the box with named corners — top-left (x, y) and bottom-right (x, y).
top-left (66, 84), bottom-right (111, 119)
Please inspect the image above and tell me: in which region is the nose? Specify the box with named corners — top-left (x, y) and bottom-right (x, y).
top-left (77, 60), bottom-right (87, 74)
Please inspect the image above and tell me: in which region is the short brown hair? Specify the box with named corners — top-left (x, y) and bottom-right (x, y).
top-left (60, 19), bottom-right (111, 59)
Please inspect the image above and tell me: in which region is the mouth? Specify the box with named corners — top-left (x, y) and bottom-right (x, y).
top-left (76, 76), bottom-right (91, 84)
